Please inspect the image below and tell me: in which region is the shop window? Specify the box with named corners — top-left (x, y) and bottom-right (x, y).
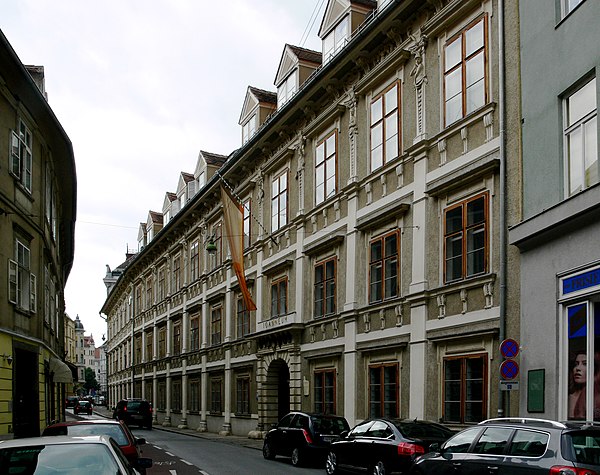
top-left (189, 378), bottom-right (200, 412)
top-left (211, 378), bottom-right (222, 413)
top-left (566, 302), bottom-right (600, 421)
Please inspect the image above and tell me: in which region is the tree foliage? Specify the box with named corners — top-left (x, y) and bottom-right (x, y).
top-left (84, 367), bottom-right (101, 392)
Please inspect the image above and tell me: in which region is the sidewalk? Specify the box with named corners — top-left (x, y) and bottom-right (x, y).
top-left (90, 406), bottom-right (264, 451)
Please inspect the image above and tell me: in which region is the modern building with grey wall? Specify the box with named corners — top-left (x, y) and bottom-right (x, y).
top-left (509, 0), bottom-right (600, 421)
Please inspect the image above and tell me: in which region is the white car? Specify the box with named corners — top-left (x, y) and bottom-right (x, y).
top-left (0, 434), bottom-right (152, 474)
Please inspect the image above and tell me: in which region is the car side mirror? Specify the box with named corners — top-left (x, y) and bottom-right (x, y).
top-left (428, 443), bottom-right (440, 453)
top-left (134, 458), bottom-right (153, 469)
top-left (340, 430), bottom-right (349, 439)
top-left (135, 437), bottom-right (146, 445)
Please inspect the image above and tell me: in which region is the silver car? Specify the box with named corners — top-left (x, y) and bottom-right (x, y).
top-left (0, 434), bottom-right (152, 474)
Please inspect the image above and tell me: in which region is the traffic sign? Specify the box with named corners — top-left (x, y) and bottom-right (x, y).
top-left (500, 380), bottom-right (520, 391)
top-left (500, 338), bottom-right (520, 359)
top-left (500, 359), bottom-right (520, 380)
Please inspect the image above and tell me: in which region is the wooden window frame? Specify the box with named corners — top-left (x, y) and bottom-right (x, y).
top-left (271, 277), bottom-right (288, 318)
top-left (369, 230), bottom-right (400, 303)
top-left (210, 378), bottom-right (223, 414)
top-left (158, 326), bottom-right (166, 358)
top-left (172, 253), bottom-right (182, 291)
top-left (443, 16), bottom-right (488, 127)
top-left (315, 131), bottom-right (338, 205)
top-left (145, 331), bottom-right (153, 361)
top-left (442, 353), bottom-right (488, 424)
top-left (190, 241), bottom-right (200, 282)
top-left (173, 320), bottom-right (181, 355)
top-left (368, 363), bottom-right (399, 418)
top-left (189, 378), bottom-right (201, 412)
top-left (370, 82), bottom-right (401, 171)
top-left (211, 305), bottom-right (222, 346)
top-left (443, 192), bottom-right (488, 283)
top-left (314, 369), bottom-right (336, 415)
top-left (236, 295), bottom-right (250, 338)
top-left (172, 379), bottom-right (182, 411)
top-left (314, 257), bottom-right (336, 318)
top-left (243, 199), bottom-right (252, 249)
top-left (236, 376), bottom-right (251, 415)
top-left (190, 315), bottom-right (200, 351)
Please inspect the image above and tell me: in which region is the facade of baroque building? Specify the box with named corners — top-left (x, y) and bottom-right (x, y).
top-left (0, 29), bottom-right (76, 439)
top-left (104, 0), bottom-right (518, 436)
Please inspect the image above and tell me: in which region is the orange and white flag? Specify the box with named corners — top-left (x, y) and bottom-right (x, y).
top-left (221, 185), bottom-right (257, 311)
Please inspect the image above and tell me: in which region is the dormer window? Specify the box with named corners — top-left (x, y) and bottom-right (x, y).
top-left (242, 113), bottom-right (257, 144)
top-left (277, 70), bottom-right (298, 108)
top-left (198, 171), bottom-right (206, 189)
top-left (323, 15), bottom-right (349, 64)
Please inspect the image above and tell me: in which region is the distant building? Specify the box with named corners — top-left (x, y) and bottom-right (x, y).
top-left (0, 28), bottom-right (76, 438)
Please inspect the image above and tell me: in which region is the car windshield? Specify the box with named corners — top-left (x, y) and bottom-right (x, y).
top-left (43, 424), bottom-right (129, 446)
top-left (79, 401), bottom-right (90, 407)
top-left (311, 416), bottom-right (349, 435)
top-left (0, 443), bottom-right (120, 474)
top-left (565, 431), bottom-right (600, 465)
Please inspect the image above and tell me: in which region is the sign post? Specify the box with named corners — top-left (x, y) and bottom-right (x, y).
top-left (499, 339), bottom-right (521, 418)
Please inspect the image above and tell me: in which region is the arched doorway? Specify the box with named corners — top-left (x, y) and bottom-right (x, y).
top-left (265, 359), bottom-right (290, 424)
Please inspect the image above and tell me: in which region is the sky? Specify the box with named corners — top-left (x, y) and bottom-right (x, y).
top-left (1, 0), bottom-right (325, 344)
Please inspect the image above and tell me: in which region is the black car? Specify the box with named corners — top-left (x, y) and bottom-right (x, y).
top-left (410, 417), bottom-right (600, 474)
top-left (326, 418), bottom-right (454, 475)
top-left (263, 412), bottom-right (350, 467)
top-left (73, 400), bottom-right (93, 415)
top-left (113, 398), bottom-right (153, 429)
top-left (65, 396), bottom-right (78, 408)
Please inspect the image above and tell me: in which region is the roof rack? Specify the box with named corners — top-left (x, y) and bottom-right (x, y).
top-left (479, 417), bottom-right (567, 429)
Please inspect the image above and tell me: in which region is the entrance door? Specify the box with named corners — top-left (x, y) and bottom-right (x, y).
top-left (277, 364), bottom-right (290, 421)
top-left (13, 348), bottom-right (40, 438)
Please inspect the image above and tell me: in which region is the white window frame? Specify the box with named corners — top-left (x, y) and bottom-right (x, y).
top-left (10, 119), bottom-right (33, 192)
top-left (242, 113), bottom-right (257, 144)
top-left (563, 77), bottom-right (598, 197)
top-left (323, 15), bottom-right (350, 64)
top-left (271, 171), bottom-right (288, 232)
top-left (562, 0), bottom-right (584, 17)
top-left (315, 130), bottom-right (338, 204)
top-left (8, 238), bottom-right (36, 312)
top-left (277, 70), bottom-right (298, 108)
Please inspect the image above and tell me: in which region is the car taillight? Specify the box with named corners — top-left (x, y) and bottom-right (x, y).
top-left (302, 429), bottom-right (313, 444)
top-left (550, 467), bottom-right (598, 475)
top-left (398, 442), bottom-right (425, 456)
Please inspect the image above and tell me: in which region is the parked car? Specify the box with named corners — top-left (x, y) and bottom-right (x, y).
top-left (410, 417), bottom-right (600, 474)
top-left (74, 400), bottom-right (93, 415)
top-left (325, 418), bottom-right (454, 475)
top-left (262, 411), bottom-right (350, 467)
top-left (43, 419), bottom-right (148, 472)
top-left (65, 396), bottom-right (79, 408)
top-left (113, 398), bottom-right (153, 429)
top-left (0, 435), bottom-right (152, 474)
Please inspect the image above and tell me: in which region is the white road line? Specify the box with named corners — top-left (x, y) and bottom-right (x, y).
top-left (180, 459), bottom-right (193, 465)
top-left (199, 471), bottom-right (210, 475)
top-left (169, 470), bottom-right (177, 475)
top-left (152, 445), bottom-right (162, 449)
top-left (165, 451), bottom-right (175, 456)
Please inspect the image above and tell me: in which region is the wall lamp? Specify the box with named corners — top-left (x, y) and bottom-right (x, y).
top-left (1, 354), bottom-right (13, 365)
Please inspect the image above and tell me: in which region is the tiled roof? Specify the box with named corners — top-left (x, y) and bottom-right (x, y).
top-left (249, 86), bottom-right (277, 105)
top-left (201, 150), bottom-right (228, 166)
top-left (166, 192), bottom-right (177, 202)
top-left (288, 44), bottom-right (322, 65)
top-left (181, 172), bottom-right (194, 183)
top-left (149, 210), bottom-right (163, 224)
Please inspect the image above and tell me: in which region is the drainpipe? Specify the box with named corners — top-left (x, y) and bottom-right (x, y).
top-left (497, 0), bottom-right (507, 417)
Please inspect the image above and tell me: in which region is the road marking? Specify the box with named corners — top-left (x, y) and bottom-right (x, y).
top-left (165, 451), bottom-right (175, 456)
top-left (181, 459), bottom-right (193, 465)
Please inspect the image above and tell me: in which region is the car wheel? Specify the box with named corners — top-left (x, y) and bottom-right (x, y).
top-left (371, 460), bottom-right (386, 475)
top-left (291, 447), bottom-right (303, 467)
top-left (262, 440), bottom-right (276, 460)
top-left (325, 451), bottom-right (338, 475)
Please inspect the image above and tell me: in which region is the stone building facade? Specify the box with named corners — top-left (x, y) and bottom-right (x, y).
top-left (104, 0), bottom-right (517, 436)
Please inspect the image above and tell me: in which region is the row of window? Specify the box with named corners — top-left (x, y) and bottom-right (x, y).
top-left (135, 354), bottom-right (485, 424)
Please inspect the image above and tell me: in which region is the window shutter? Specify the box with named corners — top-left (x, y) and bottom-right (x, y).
top-left (8, 259), bottom-right (17, 304)
top-left (10, 130), bottom-right (20, 177)
top-left (30, 273), bottom-right (37, 312)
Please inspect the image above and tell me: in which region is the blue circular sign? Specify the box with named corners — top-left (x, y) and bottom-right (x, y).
top-left (500, 338), bottom-right (519, 359)
top-left (500, 359), bottom-right (519, 380)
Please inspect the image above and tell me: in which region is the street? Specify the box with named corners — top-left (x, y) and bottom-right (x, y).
top-left (69, 409), bottom-right (323, 474)
top-left (135, 428), bottom-right (324, 475)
